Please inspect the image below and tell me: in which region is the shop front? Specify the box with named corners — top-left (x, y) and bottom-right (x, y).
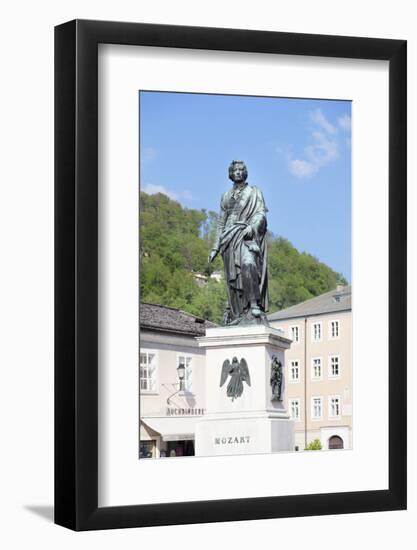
top-left (140, 413), bottom-right (204, 458)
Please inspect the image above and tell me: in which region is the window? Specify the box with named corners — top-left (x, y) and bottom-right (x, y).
top-left (289, 360), bottom-right (300, 382)
top-left (289, 398), bottom-right (301, 422)
top-left (311, 357), bottom-right (322, 380)
top-left (290, 325), bottom-right (300, 343)
top-left (139, 440), bottom-right (156, 458)
top-left (312, 322), bottom-right (322, 341)
top-left (311, 397), bottom-right (323, 420)
top-left (139, 351), bottom-right (157, 392)
top-left (178, 354), bottom-right (193, 392)
top-left (329, 396), bottom-right (341, 418)
top-left (329, 355), bottom-right (340, 378)
top-left (329, 320), bottom-right (340, 338)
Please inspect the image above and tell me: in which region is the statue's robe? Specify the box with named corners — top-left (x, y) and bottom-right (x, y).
top-left (214, 183), bottom-right (268, 323)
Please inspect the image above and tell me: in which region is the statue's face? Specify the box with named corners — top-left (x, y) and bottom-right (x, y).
top-left (231, 164), bottom-right (246, 183)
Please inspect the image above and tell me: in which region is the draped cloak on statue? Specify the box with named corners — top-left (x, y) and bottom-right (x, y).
top-left (214, 183), bottom-right (269, 324)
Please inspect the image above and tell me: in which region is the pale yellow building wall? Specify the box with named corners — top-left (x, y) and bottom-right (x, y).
top-left (270, 309), bottom-right (352, 450)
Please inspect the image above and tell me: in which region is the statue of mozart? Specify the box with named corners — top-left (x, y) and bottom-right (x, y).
top-left (208, 160), bottom-right (269, 325)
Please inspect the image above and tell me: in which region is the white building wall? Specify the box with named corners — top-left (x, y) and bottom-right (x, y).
top-left (140, 330), bottom-right (207, 456)
top-left (140, 330), bottom-right (207, 417)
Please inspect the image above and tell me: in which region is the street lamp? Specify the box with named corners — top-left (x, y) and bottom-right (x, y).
top-left (177, 362), bottom-right (185, 391)
top-left (167, 362), bottom-right (186, 404)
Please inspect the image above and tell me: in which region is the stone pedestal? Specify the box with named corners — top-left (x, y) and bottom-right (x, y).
top-left (195, 325), bottom-right (295, 457)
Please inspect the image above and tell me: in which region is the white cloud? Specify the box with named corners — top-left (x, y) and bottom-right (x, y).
top-left (338, 114), bottom-right (351, 131)
top-left (141, 183), bottom-right (193, 203)
top-left (310, 109), bottom-right (337, 134)
top-left (288, 159), bottom-right (317, 178)
top-left (307, 131), bottom-right (339, 163)
top-left (286, 109), bottom-right (340, 179)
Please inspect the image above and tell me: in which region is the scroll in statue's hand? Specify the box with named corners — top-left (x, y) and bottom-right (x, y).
top-left (242, 225), bottom-right (253, 239)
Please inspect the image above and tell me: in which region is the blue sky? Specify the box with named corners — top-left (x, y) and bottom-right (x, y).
top-left (140, 91), bottom-right (351, 281)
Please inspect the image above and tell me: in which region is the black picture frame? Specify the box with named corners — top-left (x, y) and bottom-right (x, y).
top-left (55, 19), bottom-right (407, 531)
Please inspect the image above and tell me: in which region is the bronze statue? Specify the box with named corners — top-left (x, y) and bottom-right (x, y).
top-left (270, 355), bottom-right (283, 401)
top-left (220, 356), bottom-right (251, 401)
top-left (208, 161), bottom-right (269, 325)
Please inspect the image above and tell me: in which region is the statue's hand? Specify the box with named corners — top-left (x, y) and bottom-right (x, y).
top-left (208, 248), bottom-right (218, 264)
top-left (242, 225), bottom-right (253, 239)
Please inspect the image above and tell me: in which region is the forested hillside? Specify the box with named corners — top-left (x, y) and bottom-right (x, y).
top-left (140, 192), bottom-right (347, 323)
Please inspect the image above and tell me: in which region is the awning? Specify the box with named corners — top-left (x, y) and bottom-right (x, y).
top-left (141, 417), bottom-right (197, 441)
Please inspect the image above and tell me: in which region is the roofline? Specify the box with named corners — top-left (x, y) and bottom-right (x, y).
top-left (268, 305), bottom-right (351, 322)
top-left (267, 285), bottom-right (352, 321)
top-left (140, 325), bottom-right (206, 338)
top-left (140, 302), bottom-right (212, 324)
top-left (140, 301), bottom-right (180, 312)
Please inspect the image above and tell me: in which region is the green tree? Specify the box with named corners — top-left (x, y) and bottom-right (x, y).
top-left (139, 191), bottom-right (348, 323)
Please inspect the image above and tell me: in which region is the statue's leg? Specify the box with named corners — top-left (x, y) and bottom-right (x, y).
top-left (222, 247), bottom-right (240, 322)
top-left (240, 245), bottom-right (261, 316)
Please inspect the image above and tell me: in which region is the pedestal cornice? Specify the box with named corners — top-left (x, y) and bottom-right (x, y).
top-left (196, 324), bottom-right (292, 349)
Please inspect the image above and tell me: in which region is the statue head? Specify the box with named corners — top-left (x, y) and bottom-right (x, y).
top-left (228, 160), bottom-right (248, 184)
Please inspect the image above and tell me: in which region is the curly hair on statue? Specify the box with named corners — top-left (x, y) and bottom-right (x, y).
top-left (228, 160), bottom-right (248, 182)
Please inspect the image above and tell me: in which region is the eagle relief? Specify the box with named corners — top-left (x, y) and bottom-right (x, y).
top-left (220, 356), bottom-right (251, 401)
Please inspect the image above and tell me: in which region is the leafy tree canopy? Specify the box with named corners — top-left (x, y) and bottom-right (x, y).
top-left (140, 192), bottom-right (347, 324)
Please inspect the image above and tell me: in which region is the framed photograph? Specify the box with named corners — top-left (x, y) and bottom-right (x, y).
top-left (55, 19), bottom-right (406, 530)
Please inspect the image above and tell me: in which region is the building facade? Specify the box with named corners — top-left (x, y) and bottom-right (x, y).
top-left (268, 285), bottom-right (352, 451)
top-left (139, 303), bottom-right (214, 458)
top-left (140, 285), bottom-right (352, 458)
